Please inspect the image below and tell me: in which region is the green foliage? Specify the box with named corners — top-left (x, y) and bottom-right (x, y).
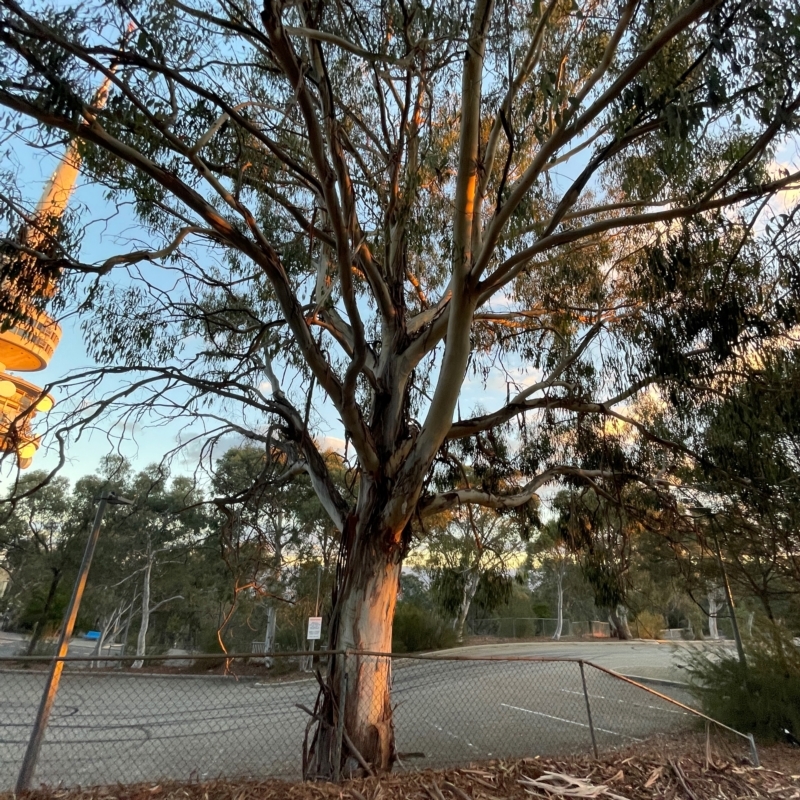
top-left (18, 579), bottom-right (70, 635)
top-left (703, 350), bottom-right (800, 504)
top-left (431, 567), bottom-right (513, 618)
top-left (399, 572), bottom-right (435, 611)
top-left (0, 447), bottom-right (345, 659)
top-left (681, 348), bottom-right (800, 624)
top-left (684, 625), bottom-right (800, 740)
top-left (392, 602), bottom-right (457, 653)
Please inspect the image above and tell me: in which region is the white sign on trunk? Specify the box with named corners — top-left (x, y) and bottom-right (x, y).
top-left (307, 616), bottom-right (323, 640)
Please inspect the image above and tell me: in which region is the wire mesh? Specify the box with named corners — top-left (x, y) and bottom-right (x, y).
top-left (0, 652), bottom-right (753, 790)
top-left (0, 654), bottom-right (321, 789)
top-left (579, 664), bottom-right (693, 748)
top-left (386, 656), bottom-right (707, 770)
top-left (390, 656), bottom-right (595, 768)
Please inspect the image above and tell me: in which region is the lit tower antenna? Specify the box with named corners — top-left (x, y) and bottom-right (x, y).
top-left (0, 70), bottom-right (118, 468)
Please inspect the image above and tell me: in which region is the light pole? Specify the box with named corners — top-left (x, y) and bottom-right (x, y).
top-left (689, 506), bottom-right (746, 669)
top-left (16, 492), bottom-right (134, 792)
top-left (711, 522), bottom-right (747, 669)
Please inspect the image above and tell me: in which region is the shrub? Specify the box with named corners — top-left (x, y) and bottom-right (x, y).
top-left (633, 610), bottom-right (664, 639)
top-left (683, 624), bottom-right (800, 741)
top-left (392, 602), bottom-right (457, 653)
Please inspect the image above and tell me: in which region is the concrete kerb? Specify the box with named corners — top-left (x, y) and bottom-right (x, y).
top-left (621, 674), bottom-right (691, 689)
top-left (0, 651), bottom-right (330, 682)
top-left (432, 638), bottom-right (702, 656)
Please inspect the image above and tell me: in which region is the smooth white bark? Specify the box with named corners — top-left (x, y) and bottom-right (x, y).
top-left (263, 605), bottom-right (277, 668)
top-left (454, 569), bottom-right (481, 643)
top-left (553, 561), bottom-right (565, 640)
top-left (131, 556), bottom-right (152, 669)
top-left (708, 588), bottom-right (722, 639)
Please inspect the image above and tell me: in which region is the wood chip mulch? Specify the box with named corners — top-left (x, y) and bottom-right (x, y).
top-left (7, 734), bottom-right (800, 800)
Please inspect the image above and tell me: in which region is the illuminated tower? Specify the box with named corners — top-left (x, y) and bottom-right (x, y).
top-left (0, 74), bottom-right (114, 468)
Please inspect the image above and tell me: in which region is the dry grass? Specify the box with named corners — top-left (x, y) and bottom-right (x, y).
top-left (7, 734), bottom-right (800, 800)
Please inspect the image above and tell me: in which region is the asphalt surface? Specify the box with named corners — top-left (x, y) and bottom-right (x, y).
top-left (0, 632), bottom-right (107, 658)
top-left (435, 639), bottom-right (704, 681)
top-left (0, 641), bottom-right (703, 789)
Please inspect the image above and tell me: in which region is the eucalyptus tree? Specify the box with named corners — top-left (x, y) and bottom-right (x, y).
top-left (553, 484), bottom-right (695, 637)
top-left (426, 506), bottom-right (526, 642)
top-left (529, 517), bottom-right (572, 639)
top-left (124, 469), bottom-right (205, 665)
top-left (690, 347), bottom-right (800, 623)
top-left (2, 0), bottom-right (800, 774)
top-left (209, 445), bottom-right (325, 654)
top-left (0, 470), bottom-right (76, 651)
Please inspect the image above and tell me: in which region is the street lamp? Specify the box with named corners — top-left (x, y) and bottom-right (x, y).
top-left (16, 492), bottom-right (134, 792)
top-left (688, 505), bottom-right (746, 669)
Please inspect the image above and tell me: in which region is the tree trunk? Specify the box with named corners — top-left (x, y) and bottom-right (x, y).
top-left (553, 561), bottom-right (565, 640)
top-left (26, 568), bottom-right (61, 655)
top-left (307, 528), bottom-right (403, 779)
top-left (617, 606), bottom-right (633, 640)
top-left (454, 569), bottom-right (480, 643)
top-left (91, 605), bottom-right (122, 667)
top-left (119, 586), bottom-right (138, 662)
top-left (263, 605), bottom-right (277, 668)
top-left (708, 589), bottom-right (720, 639)
top-left (131, 557), bottom-right (152, 669)
top-left (608, 607), bottom-right (632, 640)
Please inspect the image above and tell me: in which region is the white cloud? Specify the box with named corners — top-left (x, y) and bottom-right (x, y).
top-left (317, 435), bottom-right (346, 454)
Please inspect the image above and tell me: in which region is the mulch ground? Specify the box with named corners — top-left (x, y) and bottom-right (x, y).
top-left (7, 733), bottom-right (800, 800)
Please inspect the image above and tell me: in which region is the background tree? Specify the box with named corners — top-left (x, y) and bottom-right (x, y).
top-left (125, 469), bottom-right (205, 666)
top-left (2, 0), bottom-right (800, 774)
top-left (553, 486), bottom-right (689, 638)
top-left (529, 517), bottom-right (572, 639)
top-left (0, 471), bottom-right (76, 652)
top-left (427, 507), bottom-right (527, 642)
top-left (693, 349), bottom-right (800, 626)
top-left (209, 445), bottom-right (345, 655)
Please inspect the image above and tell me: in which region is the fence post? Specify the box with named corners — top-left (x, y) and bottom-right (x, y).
top-left (333, 652), bottom-right (347, 781)
top-left (578, 661), bottom-right (599, 758)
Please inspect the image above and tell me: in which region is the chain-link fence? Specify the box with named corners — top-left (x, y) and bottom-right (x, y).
top-left (0, 652), bottom-right (756, 790)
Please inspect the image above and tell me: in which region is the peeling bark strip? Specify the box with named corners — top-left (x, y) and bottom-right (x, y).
top-left (2, 0), bottom-right (799, 779)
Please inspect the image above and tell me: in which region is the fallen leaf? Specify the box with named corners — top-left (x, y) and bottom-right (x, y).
top-left (644, 767), bottom-right (664, 788)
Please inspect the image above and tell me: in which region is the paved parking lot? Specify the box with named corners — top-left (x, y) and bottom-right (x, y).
top-left (437, 639), bottom-right (704, 681)
top-left (0, 643), bottom-right (700, 789)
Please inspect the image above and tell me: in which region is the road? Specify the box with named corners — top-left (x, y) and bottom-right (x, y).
top-left (0, 642), bottom-right (700, 789)
top-left (0, 632), bottom-right (114, 658)
top-left (435, 639), bottom-right (704, 681)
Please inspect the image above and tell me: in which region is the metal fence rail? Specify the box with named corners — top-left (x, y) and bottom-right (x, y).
top-left (0, 652), bottom-right (755, 790)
